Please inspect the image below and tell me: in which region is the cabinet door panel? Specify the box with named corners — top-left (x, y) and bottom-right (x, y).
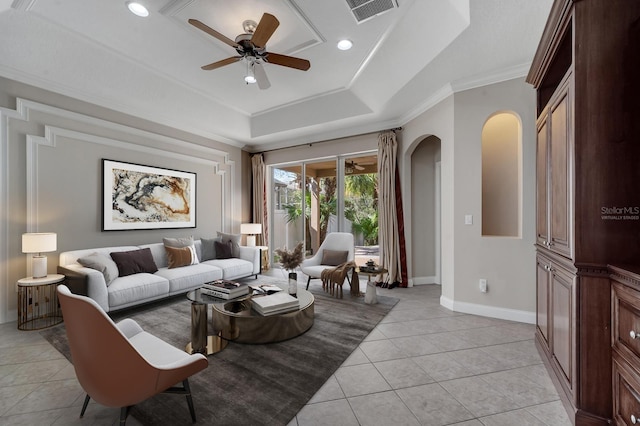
top-left (536, 118), bottom-right (549, 246)
top-left (536, 254), bottom-right (550, 343)
top-left (552, 265), bottom-right (574, 386)
top-left (613, 355), bottom-right (640, 426)
top-left (549, 91), bottom-right (572, 258)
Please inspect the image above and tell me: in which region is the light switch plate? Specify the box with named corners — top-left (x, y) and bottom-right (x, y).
top-left (464, 215), bottom-right (473, 225)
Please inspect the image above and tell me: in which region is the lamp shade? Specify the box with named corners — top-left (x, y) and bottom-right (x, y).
top-left (240, 223), bottom-right (262, 235)
top-left (22, 233), bottom-right (57, 254)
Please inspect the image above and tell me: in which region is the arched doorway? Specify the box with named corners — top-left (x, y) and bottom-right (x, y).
top-left (411, 135), bottom-right (442, 284)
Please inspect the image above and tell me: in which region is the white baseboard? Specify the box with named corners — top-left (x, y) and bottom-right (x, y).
top-left (411, 276), bottom-right (440, 285)
top-left (440, 295), bottom-right (535, 324)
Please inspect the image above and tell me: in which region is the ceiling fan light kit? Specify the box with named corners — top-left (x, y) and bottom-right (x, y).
top-left (244, 60), bottom-right (257, 84)
top-left (189, 13), bottom-right (310, 89)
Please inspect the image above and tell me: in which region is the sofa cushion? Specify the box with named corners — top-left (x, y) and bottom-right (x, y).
top-left (200, 237), bottom-right (220, 261)
top-left (204, 258), bottom-right (254, 280)
top-left (108, 273), bottom-right (169, 309)
top-left (155, 264), bottom-right (222, 293)
top-left (77, 252), bottom-right (119, 286)
top-left (217, 232), bottom-right (241, 258)
top-left (321, 249), bottom-right (349, 266)
top-left (165, 245), bottom-right (199, 269)
top-left (110, 248), bottom-right (158, 277)
top-left (215, 240), bottom-right (233, 259)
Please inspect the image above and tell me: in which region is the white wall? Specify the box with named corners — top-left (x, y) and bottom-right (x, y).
top-left (402, 96), bottom-right (456, 300)
top-left (0, 77), bottom-right (244, 324)
top-left (402, 78), bottom-right (537, 323)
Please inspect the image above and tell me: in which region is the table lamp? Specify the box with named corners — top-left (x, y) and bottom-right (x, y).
top-left (22, 232), bottom-right (57, 278)
top-left (240, 223), bottom-right (262, 247)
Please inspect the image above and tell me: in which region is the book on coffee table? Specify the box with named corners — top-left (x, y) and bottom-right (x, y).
top-left (200, 287), bottom-right (247, 300)
top-left (249, 284), bottom-right (283, 295)
top-left (202, 280), bottom-right (248, 299)
top-left (251, 292), bottom-right (299, 316)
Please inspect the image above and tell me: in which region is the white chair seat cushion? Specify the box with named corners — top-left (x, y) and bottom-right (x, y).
top-left (155, 264), bottom-right (222, 293)
top-left (202, 258), bottom-right (253, 280)
top-left (128, 330), bottom-right (192, 366)
top-left (300, 264), bottom-right (334, 279)
top-left (108, 274), bottom-right (170, 309)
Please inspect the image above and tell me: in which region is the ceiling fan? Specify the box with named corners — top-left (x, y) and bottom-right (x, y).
top-left (345, 160), bottom-right (366, 174)
top-left (188, 13), bottom-right (311, 90)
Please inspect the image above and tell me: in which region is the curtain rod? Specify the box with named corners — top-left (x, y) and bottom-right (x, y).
top-left (254, 127), bottom-right (403, 155)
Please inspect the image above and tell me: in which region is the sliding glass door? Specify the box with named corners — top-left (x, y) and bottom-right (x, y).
top-left (303, 159), bottom-right (337, 255)
top-left (271, 165), bottom-right (303, 258)
top-left (269, 152), bottom-right (378, 265)
top-left (343, 154), bottom-right (379, 265)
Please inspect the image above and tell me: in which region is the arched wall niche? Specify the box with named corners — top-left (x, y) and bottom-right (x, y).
top-left (481, 111), bottom-right (522, 237)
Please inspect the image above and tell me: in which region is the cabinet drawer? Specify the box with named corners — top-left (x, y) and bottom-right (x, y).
top-left (613, 282), bottom-right (640, 363)
top-left (613, 354), bottom-right (640, 426)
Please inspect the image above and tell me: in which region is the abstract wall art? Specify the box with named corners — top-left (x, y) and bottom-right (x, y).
top-left (102, 159), bottom-right (196, 231)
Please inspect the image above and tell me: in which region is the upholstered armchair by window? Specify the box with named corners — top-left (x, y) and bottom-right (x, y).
top-left (299, 232), bottom-right (355, 289)
top-left (57, 285), bottom-right (208, 425)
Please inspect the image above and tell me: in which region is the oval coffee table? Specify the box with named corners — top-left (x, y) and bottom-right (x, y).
top-left (212, 284), bottom-right (314, 344)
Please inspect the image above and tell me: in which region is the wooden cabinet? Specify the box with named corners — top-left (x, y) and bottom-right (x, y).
top-left (536, 77), bottom-right (573, 260)
top-left (611, 266), bottom-right (640, 426)
top-left (536, 252), bottom-right (577, 403)
top-left (529, 1), bottom-right (640, 424)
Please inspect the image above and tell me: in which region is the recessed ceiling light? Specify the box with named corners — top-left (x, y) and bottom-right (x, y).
top-left (337, 39), bottom-right (353, 50)
top-left (126, 1), bottom-right (149, 17)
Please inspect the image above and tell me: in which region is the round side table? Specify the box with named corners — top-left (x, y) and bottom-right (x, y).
top-left (357, 268), bottom-right (387, 304)
top-left (17, 274), bottom-right (65, 330)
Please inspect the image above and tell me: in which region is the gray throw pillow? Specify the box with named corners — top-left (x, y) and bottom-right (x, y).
top-left (321, 249), bottom-right (349, 266)
top-left (162, 236), bottom-right (194, 248)
top-left (201, 237), bottom-right (220, 261)
top-left (217, 232), bottom-right (241, 258)
top-left (110, 248), bottom-right (158, 277)
top-left (77, 252), bottom-right (119, 286)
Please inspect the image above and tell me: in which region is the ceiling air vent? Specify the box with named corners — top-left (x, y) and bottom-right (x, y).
top-left (346, 0), bottom-right (398, 23)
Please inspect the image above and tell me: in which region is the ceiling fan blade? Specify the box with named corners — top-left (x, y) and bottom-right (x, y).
top-left (188, 19), bottom-right (238, 48)
top-left (201, 56), bottom-right (242, 70)
top-left (250, 13), bottom-right (279, 48)
top-left (254, 63), bottom-right (271, 90)
top-left (265, 52), bottom-right (311, 71)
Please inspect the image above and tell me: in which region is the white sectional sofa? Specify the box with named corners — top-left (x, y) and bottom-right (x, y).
top-left (57, 239), bottom-right (260, 312)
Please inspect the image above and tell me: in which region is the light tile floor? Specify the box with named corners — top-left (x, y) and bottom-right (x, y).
top-left (289, 280), bottom-right (571, 426)
top-left (0, 277), bottom-right (571, 425)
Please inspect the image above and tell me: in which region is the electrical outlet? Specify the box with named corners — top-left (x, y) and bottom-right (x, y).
top-left (479, 279), bottom-right (487, 293)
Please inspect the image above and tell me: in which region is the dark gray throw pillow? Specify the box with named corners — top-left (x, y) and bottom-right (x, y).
top-left (110, 248), bottom-right (158, 277)
top-left (321, 249), bottom-right (349, 266)
top-left (217, 231), bottom-right (241, 258)
top-left (201, 237), bottom-right (220, 261)
top-left (214, 240), bottom-right (233, 259)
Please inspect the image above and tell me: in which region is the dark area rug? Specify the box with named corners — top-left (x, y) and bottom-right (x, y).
top-left (40, 275), bottom-right (397, 425)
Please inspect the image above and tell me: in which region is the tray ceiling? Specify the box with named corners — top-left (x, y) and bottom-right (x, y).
top-left (0, 0), bottom-right (553, 151)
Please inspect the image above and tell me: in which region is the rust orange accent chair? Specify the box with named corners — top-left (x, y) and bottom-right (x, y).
top-left (57, 285), bottom-right (208, 425)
